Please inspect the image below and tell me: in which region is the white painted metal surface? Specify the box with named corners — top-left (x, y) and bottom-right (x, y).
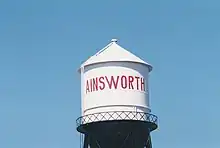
top-left (80, 40), bottom-right (152, 72)
top-left (79, 39), bottom-right (153, 118)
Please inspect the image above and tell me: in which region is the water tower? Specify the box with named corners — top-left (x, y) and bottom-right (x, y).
top-left (76, 39), bottom-right (158, 148)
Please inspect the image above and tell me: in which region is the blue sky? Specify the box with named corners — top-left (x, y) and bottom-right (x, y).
top-left (0, 0), bottom-right (220, 147)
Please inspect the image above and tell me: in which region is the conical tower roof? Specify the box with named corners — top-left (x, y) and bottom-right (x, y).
top-left (80, 39), bottom-right (152, 72)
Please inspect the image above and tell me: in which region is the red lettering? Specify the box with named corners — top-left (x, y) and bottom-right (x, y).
top-left (99, 77), bottom-right (105, 90)
top-left (85, 75), bottom-right (146, 93)
top-left (141, 77), bottom-right (145, 91)
top-left (92, 77), bottom-right (98, 91)
top-left (90, 79), bottom-right (93, 92)
top-left (135, 76), bottom-right (140, 90)
top-left (121, 75), bottom-right (127, 89)
top-left (105, 76), bottom-right (119, 89)
top-left (86, 80), bottom-right (90, 93)
top-left (128, 76), bottom-right (134, 89)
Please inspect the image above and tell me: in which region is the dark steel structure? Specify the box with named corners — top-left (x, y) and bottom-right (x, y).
top-left (76, 111), bottom-right (158, 148)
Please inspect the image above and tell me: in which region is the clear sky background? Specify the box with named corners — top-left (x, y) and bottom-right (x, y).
top-left (0, 0), bottom-right (220, 148)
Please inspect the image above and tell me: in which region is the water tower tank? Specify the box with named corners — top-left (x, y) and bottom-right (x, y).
top-left (76, 39), bottom-right (158, 148)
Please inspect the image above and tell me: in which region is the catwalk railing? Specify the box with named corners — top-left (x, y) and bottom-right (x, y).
top-left (76, 111), bottom-right (158, 127)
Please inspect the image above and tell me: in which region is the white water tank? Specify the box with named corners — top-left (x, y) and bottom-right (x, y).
top-left (79, 39), bottom-right (153, 118)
